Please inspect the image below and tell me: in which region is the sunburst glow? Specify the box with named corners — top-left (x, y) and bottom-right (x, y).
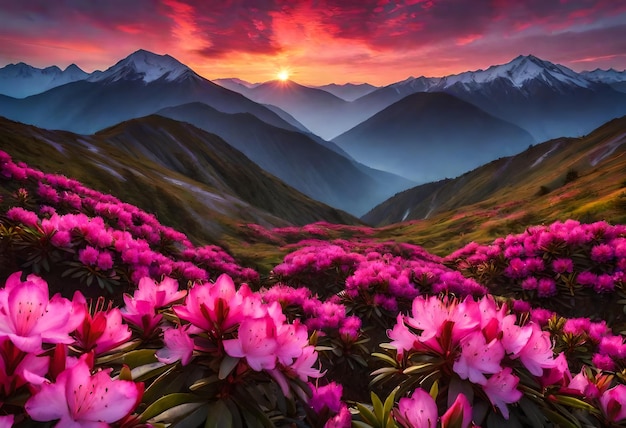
top-left (277, 69), bottom-right (289, 81)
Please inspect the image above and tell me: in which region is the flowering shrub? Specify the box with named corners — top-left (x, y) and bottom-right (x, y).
top-left (446, 220), bottom-right (626, 324)
top-left (2, 149), bottom-right (626, 427)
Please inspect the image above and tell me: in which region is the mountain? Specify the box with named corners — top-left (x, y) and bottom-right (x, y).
top-left (155, 102), bottom-right (414, 216)
top-left (581, 68), bottom-right (626, 93)
top-left (0, 115), bottom-right (359, 243)
top-left (0, 50), bottom-right (306, 135)
top-left (0, 62), bottom-right (88, 98)
top-left (332, 91), bottom-right (535, 183)
top-left (356, 55), bottom-right (626, 142)
top-left (222, 79), bottom-right (352, 140)
top-left (312, 83), bottom-right (378, 101)
top-left (363, 115), bottom-right (626, 229)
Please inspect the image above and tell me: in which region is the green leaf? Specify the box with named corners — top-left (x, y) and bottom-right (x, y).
top-left (372, 352), bottom-right (398, 367)
top-left (551, 394), bottom-right (600, 414)
top-left (355, 403), bottom-right (378, 426)
top-left (429, 380), bottom-right (438, 400)
top-left (131, 361), bottom-right (169, 382)
top-left (170, 404), bottom-right (209, 428)
top-left (402, 362), bottom-right (433, 375)
top-left (371, 392), bottom-right (384, 421)
top-left (218, 355), bottom-right (240, 380)
top-left (140, 393), bottom-right (202, 423)
top-left (205, 400), bottom-right (233, 428)
top-left (189, 375), bottom-right (221, 391)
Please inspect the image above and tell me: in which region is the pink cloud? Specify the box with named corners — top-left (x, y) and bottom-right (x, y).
top-left (0, 0), bottom-right (625, 85)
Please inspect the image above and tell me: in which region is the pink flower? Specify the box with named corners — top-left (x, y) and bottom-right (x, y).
top-left (0, 337), bottom-right (50, 396)
top-left (134, 277), bottom-right (186, 308)
top-left (121, 297), bottom-right (162, 337)
top-left (74, 304), bottom-right (131, 355)
top-left (0, 415), bottom-right (13, 428)
top-left (223, 316), bottom-right (277, 371)
top-left (454, 331), bottom-right (504, 385)
top-left (25, 355), bottom-right (143, 427)
top-left (441, 393), bottom-right (472, 428)
top-left (173, 274), bottom-right (244, 335)
top-left (388, 315), bottom-right (418, 357)
top-left (0, 272), bottom-right (83, 353)
top-left (289, 345), bottom-right (322, 381)
top-left (517, 327), bottom-right (555, 376)
top-left (394, 388), bottom-right (437, 428)
top-left (600, 384), bottom-right (626, 422)
top-left (482, 367), bottom-right (522, 419)
top-left (78, 246), bottom-right (100, 266)
top-left (310, 382), bottom-right (343, 414)
top-left (325, 405), bottom-right (351, 428)
top-left (156, 326), bottom-right (194, 366)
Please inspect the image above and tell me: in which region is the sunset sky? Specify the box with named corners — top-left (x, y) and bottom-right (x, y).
top-left (1, 0), bottom-right (625, 86)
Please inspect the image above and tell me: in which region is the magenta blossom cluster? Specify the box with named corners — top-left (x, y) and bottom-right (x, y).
top-left (272, 240), bottom-right (485, 317)
top-left (1, 149), bottom-right (258, 291)
top-left (388, 294), bottom-right (562, 419)
top-left (446, 220), bottom-right (626, 312)
top-left (156, 274), bottom-right (323, 397)
top-left (0, 271), bottom-right (144, 426)
top-left (394, 389), bottom-right (473, 428)
top-left (261, 284), bottom-right (361, 340)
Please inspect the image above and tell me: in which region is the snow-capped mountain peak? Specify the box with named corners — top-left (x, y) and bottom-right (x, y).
top-left (0, 62), bottom-right (88, 98)
top-left (87, 49), bottom-right (195, 83)
top-left (442, 54), bottom-right (592, 89)
top-left (581, 68), bottom-right (626, 84)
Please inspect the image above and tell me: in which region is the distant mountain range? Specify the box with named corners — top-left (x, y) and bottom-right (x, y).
top-left (0, 62), bottom-right (88, 98)
top-left (0, 116), bottom-right (358, 245)
top-left (1, 50), bottom-right (625, 218)
top-left (363, 115), bottom-right (626, 227)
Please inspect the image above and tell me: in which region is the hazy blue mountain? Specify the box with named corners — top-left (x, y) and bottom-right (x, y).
top-left (0, 62), bottom-right (89, 98)
top-left (333, 91), bottom-right (535, 183)
top-left (157, 102), bottom-right (414, 215)
top-left (0, 50), bottom-right (305, 135)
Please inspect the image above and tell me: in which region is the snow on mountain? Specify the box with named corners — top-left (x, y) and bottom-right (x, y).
top-left (213, 78), bottom-right (261, 89)
top-left (442, 55), bottom-right (591, 88)
top-left (581, 68), bottom-right (626, 84)
top-left (0, 62), bottom-right (89, 98)
top-left (392, 55), bottom-right (593, 92)
top-left (88, 49), bottom-right (195, 83)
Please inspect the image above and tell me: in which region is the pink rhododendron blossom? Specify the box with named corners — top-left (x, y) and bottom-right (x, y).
top-left (288, 345), bottom-right (322, 381)
top-left (441, 393), bottom-right (472, 428)
top-left (0, 415), bottom-right (13, 428)
top-left (539, 352), bottom-right (570, 388)
top-left (0, 272), bottom-right (82, 353)
top-left (482, 367), bottom-right (522, 419)
top-left (74, 304), bottom-right (131, 355)
top-left (0, 337), bottom-right (50, 395)
top-left (120, 297), bottom-right (162, 336)
top-left (499, 314), bottom-right (532, 357)
top-left (25, 355), bottom-right (143, 427)
top-left (600, 384), bottom-right (626, 423)
top-left (395, 388), bottom-right (438, 428)
top-left (454, 331), bottom-right (504, 385)
top-left (134, 276), bottom-right (186, 308)
top-left (388, 315), bottom-right (419, 357)
top-left (310, 382), bottom-right (343, 414)
top-left (325, 405), bottom-right (351, 428)
top-left (518, 327), bottom-right (556, 376)
top-left (173, 274), bottom-right (245, 335)
top-left (223, 316), bottom-right (278, 371)
top-left (156, 326), bottom-right (194, 366)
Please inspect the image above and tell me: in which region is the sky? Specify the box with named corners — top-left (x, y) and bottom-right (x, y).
top-left (0, 0), bottom-right (625, 86)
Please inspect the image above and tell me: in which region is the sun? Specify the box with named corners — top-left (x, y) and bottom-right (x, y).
top-left (277, 69), bottom-right (290, 81)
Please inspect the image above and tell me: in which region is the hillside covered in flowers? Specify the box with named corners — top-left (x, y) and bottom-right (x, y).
top-left (1, 148), bottom-right (626, 427)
